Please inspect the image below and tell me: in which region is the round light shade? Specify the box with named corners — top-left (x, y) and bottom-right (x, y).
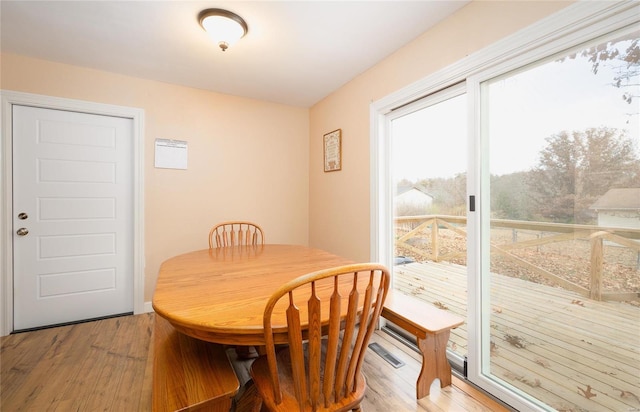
top-left (199, 9), bottom-right (248, 51)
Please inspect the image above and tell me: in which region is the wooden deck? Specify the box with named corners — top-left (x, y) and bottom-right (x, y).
top-left (394, 261), bottom-right (640, 411)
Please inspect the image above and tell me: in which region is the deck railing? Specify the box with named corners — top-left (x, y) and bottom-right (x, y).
top-left (395, 215), bottom-right (640, 302)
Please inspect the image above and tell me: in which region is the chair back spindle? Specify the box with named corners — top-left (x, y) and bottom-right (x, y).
top-left (208, 221), bottom-right (264, 249)
top-left (252, 263), bottom-right (390, 411)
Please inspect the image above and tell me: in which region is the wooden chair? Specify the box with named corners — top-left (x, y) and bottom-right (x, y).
top-left (249, 263), bottom-right (390, 411)
top-left (209, 221), bottom-right (265, 248)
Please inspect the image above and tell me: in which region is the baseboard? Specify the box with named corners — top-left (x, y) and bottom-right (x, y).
top-left (143, 301), bottom-right (154, 313)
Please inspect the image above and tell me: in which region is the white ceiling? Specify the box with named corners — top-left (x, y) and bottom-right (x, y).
top-left (0, 1), bottom-right (469, 107)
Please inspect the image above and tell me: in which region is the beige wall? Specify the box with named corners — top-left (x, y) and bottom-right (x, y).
top-left (1, 53), bottom-right (310, 301)
top-left (0, 1), bottom-right (574, 303)
top-left (308, 1), bottom-right (572, 262)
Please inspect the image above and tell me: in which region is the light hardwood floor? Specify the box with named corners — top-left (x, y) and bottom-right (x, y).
top-left (1, 313), bottom-right (510, 411)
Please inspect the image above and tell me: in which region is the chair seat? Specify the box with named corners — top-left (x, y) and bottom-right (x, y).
top-left (251, 347), bottom-right (366, 412)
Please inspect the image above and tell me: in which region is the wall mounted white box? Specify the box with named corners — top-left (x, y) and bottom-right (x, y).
top-left (155, 139), bottom-right (187, 170)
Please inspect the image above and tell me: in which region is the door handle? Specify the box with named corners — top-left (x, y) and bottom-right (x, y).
top-left (16, 228), bottom-right (29, 236)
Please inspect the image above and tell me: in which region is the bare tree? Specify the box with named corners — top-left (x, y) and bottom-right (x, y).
top-left (527, 127), bottom-right (640, 223)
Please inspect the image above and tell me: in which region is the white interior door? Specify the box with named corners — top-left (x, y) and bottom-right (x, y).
top-left (12, 105), bottom-right (133, 331)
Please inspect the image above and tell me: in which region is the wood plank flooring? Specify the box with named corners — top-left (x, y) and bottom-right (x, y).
top-left (1, 314), bottom-right (154, 411)
top-left (1, 313), bottom-right (507, 411)
top-left (394, 261), bottom-right (640, 412)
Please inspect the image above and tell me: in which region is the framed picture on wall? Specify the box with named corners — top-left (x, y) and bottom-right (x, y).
top-left (323, 129), bottom-right (342, 172)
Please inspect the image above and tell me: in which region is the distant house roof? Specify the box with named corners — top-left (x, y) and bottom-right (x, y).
top-left (590, 188), bottom-right (640, 210)
top-left (396, 185), bottom-right (433, 198)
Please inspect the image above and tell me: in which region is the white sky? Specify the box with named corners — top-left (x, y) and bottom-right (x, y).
top-left (391, 40), bottom-right (640, 181)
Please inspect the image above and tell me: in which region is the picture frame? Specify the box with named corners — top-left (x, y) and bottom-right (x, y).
top-left (323, 129), bottom-right (342, 172)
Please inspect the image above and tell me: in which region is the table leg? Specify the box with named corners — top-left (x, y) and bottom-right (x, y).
top-left (416, 330), bottom-right (453, 398)
top-left (235, 345), bottom-right (259, 359)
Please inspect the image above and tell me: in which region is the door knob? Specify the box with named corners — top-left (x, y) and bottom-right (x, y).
top-left (16, 228), bottom-right (29, 236)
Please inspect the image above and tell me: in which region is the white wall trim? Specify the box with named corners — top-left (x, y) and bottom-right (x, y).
top-left (371, 1), bottom-right (638, 117)
top-left (0, 90), bottom-right (145, 336)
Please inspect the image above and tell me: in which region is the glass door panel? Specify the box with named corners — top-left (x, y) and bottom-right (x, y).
top-left (390, 87), bottom-right (468, 364)
top-left (480, 29), bottom-right (640, 410)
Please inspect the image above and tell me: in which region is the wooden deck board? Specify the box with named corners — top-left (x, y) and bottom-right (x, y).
top-left (393, 261), bottom-right (640, 412)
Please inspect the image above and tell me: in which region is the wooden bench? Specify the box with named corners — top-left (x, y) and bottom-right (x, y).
top-left (152, 315), bottom-right (240, 412)
top-left (381, 290), bottom-right (464, 399)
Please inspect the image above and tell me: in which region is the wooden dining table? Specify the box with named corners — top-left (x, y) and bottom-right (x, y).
top-left (152, 244), bottom-right (354, 346)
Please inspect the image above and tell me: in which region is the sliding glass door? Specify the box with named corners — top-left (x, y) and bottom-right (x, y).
top-left (471, 26), bottom-right (639, 411)
top-left (389, 85), bottom-right (468, 367)
top-left (373, 3), bottom-right (639, 411)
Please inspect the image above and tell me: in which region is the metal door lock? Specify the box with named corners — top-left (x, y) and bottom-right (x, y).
top-left (18, 212), bottom-right (28, 220)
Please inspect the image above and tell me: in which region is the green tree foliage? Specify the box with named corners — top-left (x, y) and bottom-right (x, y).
top-left (415, 174), bottom-right (467, 216)
top-left (490, 172), bottom-right (533, 220)
top-left (526, 127), bottom-right (640, 223)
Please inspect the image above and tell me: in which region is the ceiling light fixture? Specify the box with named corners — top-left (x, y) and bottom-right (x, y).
top-left (198, 8), bottom-right (248, 52)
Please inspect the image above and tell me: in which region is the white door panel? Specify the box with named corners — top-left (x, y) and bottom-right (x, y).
top-left (13, 105), bottom-right (133, 330)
